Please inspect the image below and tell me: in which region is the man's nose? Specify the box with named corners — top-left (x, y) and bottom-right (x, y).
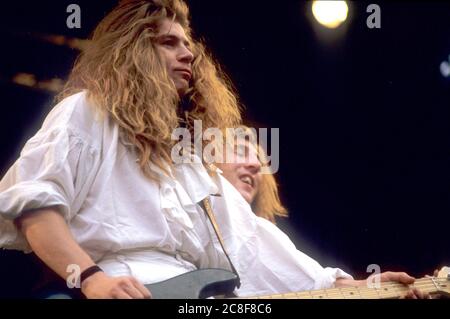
top-left (178, 46), bottom-right (194, 64)
top-left (245, 158), bottom-right (261, 174)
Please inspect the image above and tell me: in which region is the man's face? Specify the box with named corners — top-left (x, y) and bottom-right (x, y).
top-left (216, 142), bottom-right (262, 205)
top-left (154, 18), bottom-right (194, 96)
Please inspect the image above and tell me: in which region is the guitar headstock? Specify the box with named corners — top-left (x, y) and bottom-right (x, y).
top-left (434, 266), bottom-right (450, 297)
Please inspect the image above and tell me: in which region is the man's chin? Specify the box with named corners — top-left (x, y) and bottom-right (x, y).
top-left (176, 85), bottom-right (190, 97)
top-left (240, 191), bottom-right (253, 205)
top-left (175, 78), bottom-right (190, 95)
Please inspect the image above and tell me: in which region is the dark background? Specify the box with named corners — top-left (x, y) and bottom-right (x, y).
top-left (0, 0), bottom-right (449, 295)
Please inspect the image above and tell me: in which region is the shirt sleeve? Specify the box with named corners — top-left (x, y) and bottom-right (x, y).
top-left (0, 124), bottom-right (98, 251)
top-left (260, 217), bottom-right (352, 287)
top-left (211, 174), bottom-right (353, 297)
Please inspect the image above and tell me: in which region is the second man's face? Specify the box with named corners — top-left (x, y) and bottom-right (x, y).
top-left (216, 142), bottom-right (262, 205)
top-left (154, 18), bottom-right (194, 96)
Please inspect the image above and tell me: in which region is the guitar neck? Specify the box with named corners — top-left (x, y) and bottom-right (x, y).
top-left (245, 277), bottom-right (442, 299)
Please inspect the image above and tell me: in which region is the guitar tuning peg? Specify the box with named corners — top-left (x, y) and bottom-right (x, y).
top-left (437, 266), bottom-right (450, 279)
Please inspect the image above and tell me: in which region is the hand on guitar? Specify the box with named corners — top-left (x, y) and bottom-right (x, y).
top-left (81, 271), bottom-right (152, 299)
top-left (335, 271), bottom-right (430, 299)
top-left (375, 272), bottom-right (429, 299)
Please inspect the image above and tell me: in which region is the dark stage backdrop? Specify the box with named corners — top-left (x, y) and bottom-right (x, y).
top-left (0, 0), bottom-right (449, 293)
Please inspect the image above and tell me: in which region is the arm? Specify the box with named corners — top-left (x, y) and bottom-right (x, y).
top-left (15, 207), bottom-right (151, 299)
top-left (334, 271), bottom-right (414, 288)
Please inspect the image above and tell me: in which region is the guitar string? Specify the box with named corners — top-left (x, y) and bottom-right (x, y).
top-left (248, 278), bottom-right (448, 299)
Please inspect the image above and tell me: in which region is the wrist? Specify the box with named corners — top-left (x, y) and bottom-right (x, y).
top-left (80, 265), bottom-right (105, 292)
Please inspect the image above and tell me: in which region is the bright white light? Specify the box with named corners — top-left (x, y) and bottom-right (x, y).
top-left (312, 1), bottom-right (349, 29)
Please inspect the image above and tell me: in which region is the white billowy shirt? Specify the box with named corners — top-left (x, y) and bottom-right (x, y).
top-left (0, 91), bottom-right (352, 297)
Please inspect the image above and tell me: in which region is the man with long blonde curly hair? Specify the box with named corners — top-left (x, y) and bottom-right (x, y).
top-left (0, 0), bottom-right (428, 299)
top-left (0, 0), bottom-right (244, 299)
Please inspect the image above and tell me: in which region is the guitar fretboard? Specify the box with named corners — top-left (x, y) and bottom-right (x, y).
top-left (240, 277), bottom-right (448, 299)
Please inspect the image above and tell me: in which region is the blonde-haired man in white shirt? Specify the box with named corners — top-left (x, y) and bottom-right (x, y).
top-left (0, 0), bottom-right (427, 299)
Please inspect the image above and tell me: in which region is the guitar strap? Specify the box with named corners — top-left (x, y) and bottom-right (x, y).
top-left (200, 196), bottom-right (241, 288)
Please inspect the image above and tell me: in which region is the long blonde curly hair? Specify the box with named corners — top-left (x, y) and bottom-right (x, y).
top-left (252, 143), bottom-right (288, 223)
top-left (58, 0), bottom-right (242, 179)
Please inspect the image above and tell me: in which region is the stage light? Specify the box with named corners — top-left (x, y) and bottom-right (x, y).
top-left (312, 1), bottom-right (349, 29)
top-left (12, 73), bottom-right (64, 92)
